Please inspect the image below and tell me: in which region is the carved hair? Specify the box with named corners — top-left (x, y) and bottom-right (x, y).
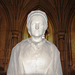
top-left (27, 10), bottom-right (48, 35)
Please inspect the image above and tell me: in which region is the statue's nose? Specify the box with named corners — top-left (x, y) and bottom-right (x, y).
top-left (35, 23), bottom-right (39, 30)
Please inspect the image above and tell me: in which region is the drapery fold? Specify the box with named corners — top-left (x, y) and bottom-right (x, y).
top-left (7, 38), bottom-right (63, 75)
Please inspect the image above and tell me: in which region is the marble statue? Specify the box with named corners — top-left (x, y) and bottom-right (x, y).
top-left (7, 10), bottom-right (63, 75)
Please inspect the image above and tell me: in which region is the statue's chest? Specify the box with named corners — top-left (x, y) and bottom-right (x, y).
top-left (21, 50), bottom-right (51, 73)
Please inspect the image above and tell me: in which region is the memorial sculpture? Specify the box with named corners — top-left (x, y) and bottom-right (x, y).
top-left (7, 10), bottom-right (63, 75)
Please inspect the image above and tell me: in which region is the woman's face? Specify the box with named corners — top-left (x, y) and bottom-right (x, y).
top-left (30, 15), bottom-right (45, 37)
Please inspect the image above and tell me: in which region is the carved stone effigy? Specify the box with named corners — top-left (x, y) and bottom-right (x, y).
top-left (7, 10), bottom-right (63, 75)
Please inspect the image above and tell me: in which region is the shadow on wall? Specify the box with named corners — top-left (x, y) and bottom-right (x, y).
top-left (69, 70), bottom-right (75, 75)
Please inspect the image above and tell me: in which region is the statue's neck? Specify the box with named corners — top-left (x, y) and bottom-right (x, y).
top-left (31, 36), bottom-right (43, 43)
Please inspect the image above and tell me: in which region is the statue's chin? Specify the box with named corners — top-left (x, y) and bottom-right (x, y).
top-left (31, 34), bottom-right (42, 38)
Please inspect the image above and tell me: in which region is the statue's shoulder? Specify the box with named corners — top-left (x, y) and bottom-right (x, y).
top-left (19, 38), bottom-right (29, 45)
top-left (45, 39), bottom-right (54, 46)
top-left (45, 39), bottom-right (60, 54)
top-left (12, 38), bottom-right (29, 51)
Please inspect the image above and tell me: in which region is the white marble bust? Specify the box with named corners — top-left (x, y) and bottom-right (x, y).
top-left (7, 10), bottom-right (63, 75)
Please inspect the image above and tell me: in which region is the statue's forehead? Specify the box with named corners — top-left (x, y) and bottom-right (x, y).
top-left (29, 15), bottom-right (45, 24)
top-left (30, 15), bottom-right (44, 21)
